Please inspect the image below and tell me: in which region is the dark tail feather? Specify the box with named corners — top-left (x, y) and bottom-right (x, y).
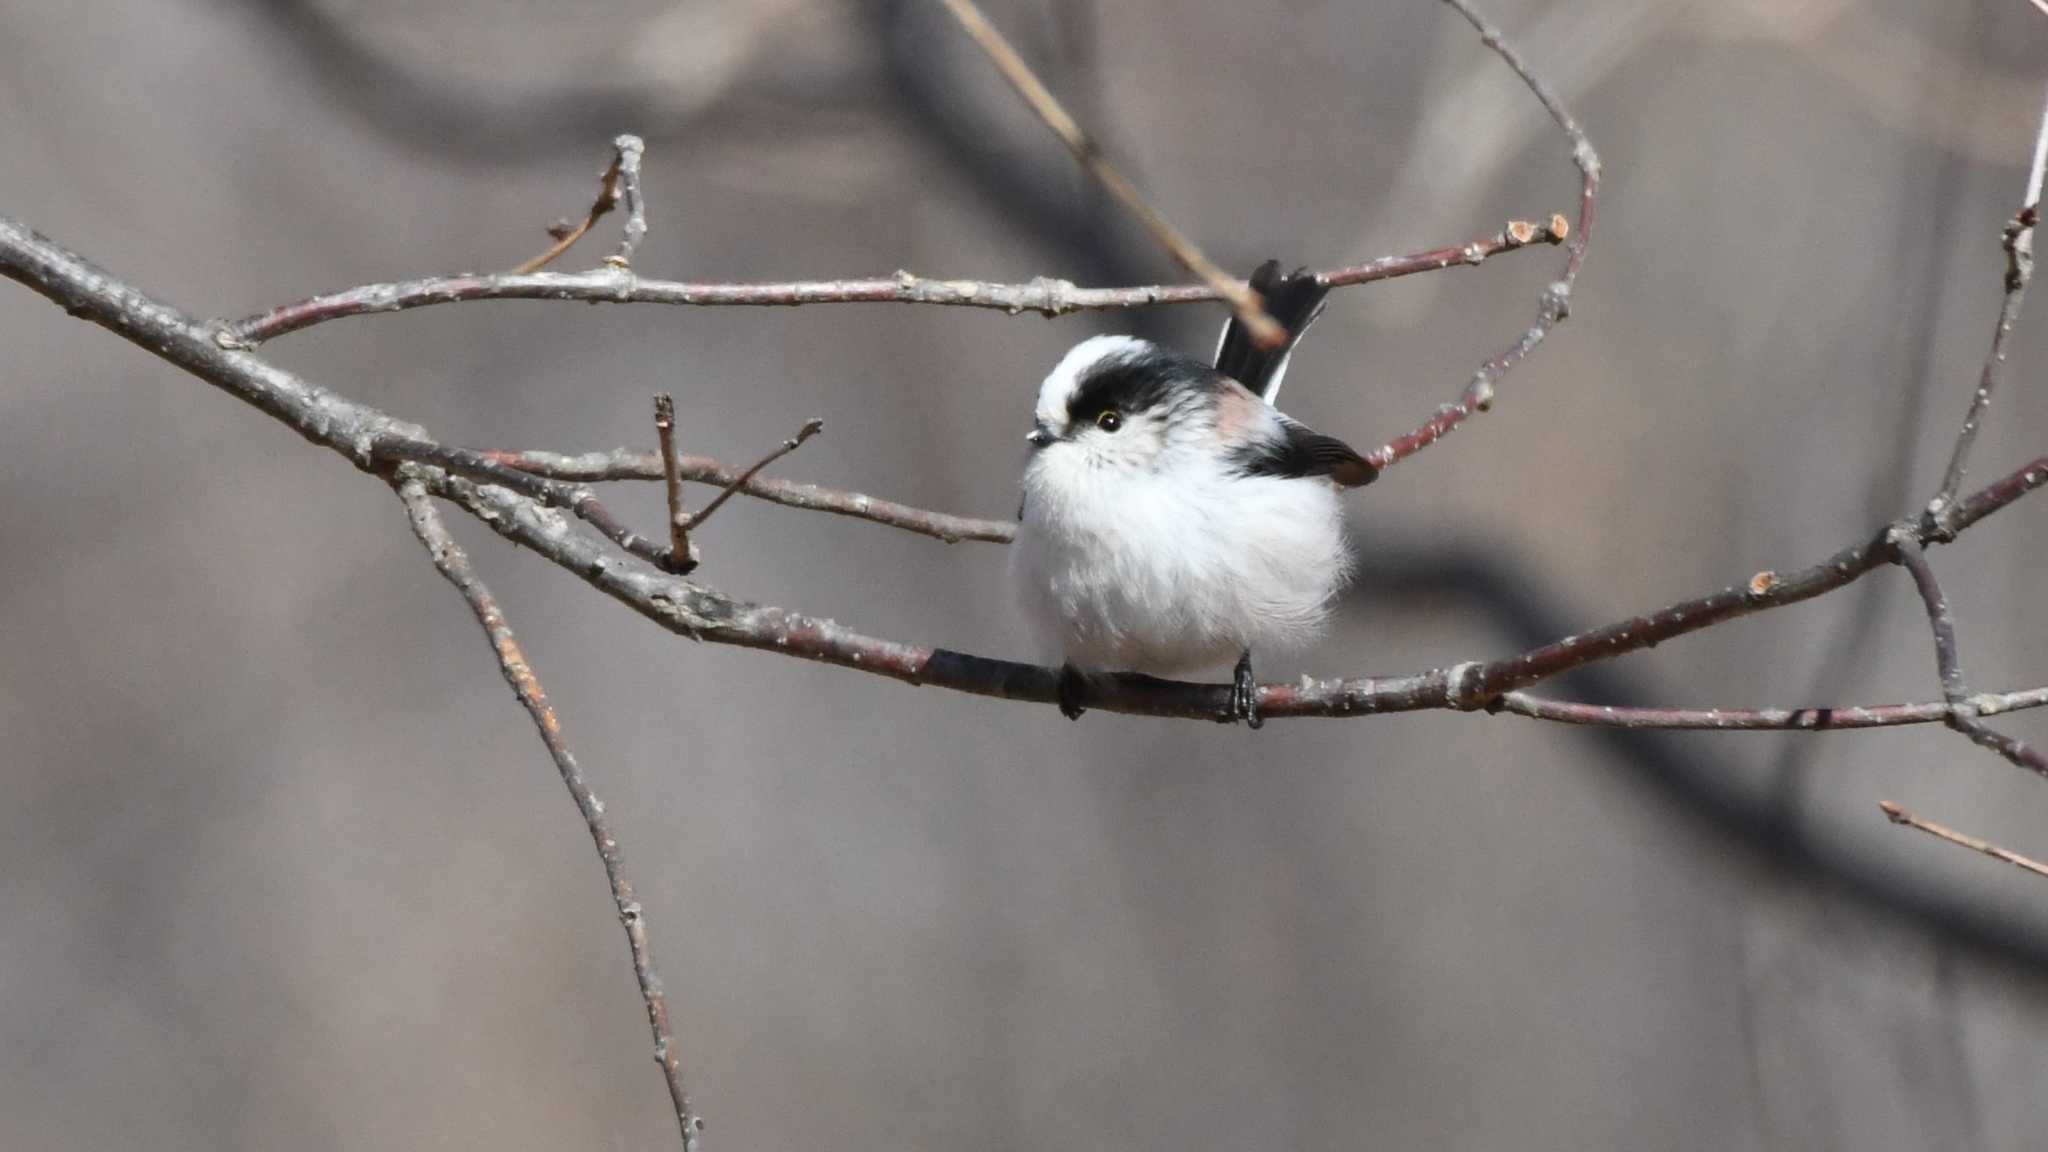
top-left (1211, 259), bottom-right (1332, 404)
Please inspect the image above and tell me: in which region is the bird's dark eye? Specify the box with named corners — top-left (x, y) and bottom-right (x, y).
top-left (1095, 410), bottom-right (1123, 433)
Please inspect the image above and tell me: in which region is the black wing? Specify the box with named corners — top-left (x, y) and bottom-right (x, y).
top-left (1232, 414), bottom-right (1377, 488)
top-left (1211, 260), bottom-right (1332, 404)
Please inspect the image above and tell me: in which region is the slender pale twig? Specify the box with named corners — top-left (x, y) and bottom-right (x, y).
top-left (934, 0), bottom-right (1284, 348)
top-left (653, 395), bottom-right (698, 573)
top-left (1495, 685), bottom-right (2048, 731)
top-left (1880, 801), bottom-right (2048, 881)
top-left (215, 219), bottom-right (1564, 347)
top-left (1365, 0), bottom-right (1601, 473)
top-left (1928, 79), bottom-right (2048, 527)
top-left (682, 418), bottom-right (824, 533)
top-left (393, 474), bottom-right (703, 1150)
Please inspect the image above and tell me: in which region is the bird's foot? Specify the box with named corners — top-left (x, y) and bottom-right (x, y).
top-left (1230, 651), bottom-right (1263, 729)
top-left (1057, 664), bottom-right (1087, 721)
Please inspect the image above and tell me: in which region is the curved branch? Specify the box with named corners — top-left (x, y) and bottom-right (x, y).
top-left (1364, 0), bottom-right (1601, 472)
top-left (213, 219), bottom-right (1565, 346)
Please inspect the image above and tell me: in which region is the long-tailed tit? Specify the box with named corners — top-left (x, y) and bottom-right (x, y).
top-left (1010, 262), bottom-right (1376, 727)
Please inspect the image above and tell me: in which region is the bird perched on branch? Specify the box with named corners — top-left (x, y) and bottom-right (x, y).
top-left (1010, 261), bottom-right (1376, 728)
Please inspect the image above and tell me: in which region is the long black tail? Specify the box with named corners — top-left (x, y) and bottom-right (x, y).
top-left (1211, 260), bottom-right (1332, 404)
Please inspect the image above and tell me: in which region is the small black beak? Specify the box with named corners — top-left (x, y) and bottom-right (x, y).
top-left (1026, 425), bottom-right (1056, 448)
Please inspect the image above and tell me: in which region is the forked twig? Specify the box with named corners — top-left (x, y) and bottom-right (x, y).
top-left (513, 134), bottom-right (648, 274)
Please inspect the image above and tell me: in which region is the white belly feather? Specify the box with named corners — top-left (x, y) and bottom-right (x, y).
top-left (1010, 453), bottom-right (1351, 676)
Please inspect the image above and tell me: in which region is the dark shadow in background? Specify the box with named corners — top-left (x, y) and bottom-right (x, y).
top-left (239, 0), bottom-right (2048, 975)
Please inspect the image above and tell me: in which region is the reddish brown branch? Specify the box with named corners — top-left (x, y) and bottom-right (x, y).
top-left (211, 219), bottom-right (1562, 347)
top-left (394, 475), bottom-right (703, 1150)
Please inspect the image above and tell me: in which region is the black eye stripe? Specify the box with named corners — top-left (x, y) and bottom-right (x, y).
top-left (1064, 352), bottom-right (1181, 424)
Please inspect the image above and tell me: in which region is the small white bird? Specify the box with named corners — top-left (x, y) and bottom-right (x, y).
top-left (1010, 262), bottom-right (1375, 727)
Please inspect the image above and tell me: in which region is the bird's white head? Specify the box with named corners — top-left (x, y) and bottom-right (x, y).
top-left (1025, 334), bottom-right (1198, 475)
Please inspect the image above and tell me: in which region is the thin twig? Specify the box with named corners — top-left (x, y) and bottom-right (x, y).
top-left (484, 445), bottom-right (1016, 544)
top-left (653, 395), bottom-right (697, 573)
top-left (393, 474), bottom-right (704, 1150)
top-left (513, 134), bottom-right (647, 274)
top-left (1495, 685), bottom-right (2048, 730)
top-left (683, 418), bottom-right (824, 532)
top-left (932, 0), bottom-right (1285, 348)
top-left (1880, 801), bottom-right (2048, 881)
top-left (1367, 0), bottom-right (1601, 473)
top-left (213, 219), bottom-right (1564, 347)
top-left (1928, 78), bottom-right (2048, 527)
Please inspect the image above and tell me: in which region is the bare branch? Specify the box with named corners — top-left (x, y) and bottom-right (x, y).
top-left (512, 135), bottom-right (647, 274)
top-left (485, 446), bottom-right (1017, 544)
top-left (682, 418), bottom-right (824, 533)
top-left (1881, 801), bottom-right (2048, 881)
top-left (933, 0), bottom-right (1285, 348)
top-left (1497, 685), bottom-right (2048, 731)
top-left (653, 395), bottom-right (699, 573)
top-left (393, 474), bottom-right (703, 1150)
top-left (366, 437), bottom-right (682, 573)
top-left (1367, 0), bottom-right (1601, 473)
top-left (1891, 531), bottom-right (1968, 703)
top-left (213, 219), bottom-right (1563, 347)
top-left (1929, 78), bottom-right (2048, 526)
top-left (1892, 529), bottom-right (2048, 778)
top-left (5, 215), bottom-right (2046, 727)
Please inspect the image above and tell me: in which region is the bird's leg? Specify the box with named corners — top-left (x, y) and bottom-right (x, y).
top-left (1231, 650), bottom-right (1263, 729)
top-left (1057, 664), bottom-right (1088, 721)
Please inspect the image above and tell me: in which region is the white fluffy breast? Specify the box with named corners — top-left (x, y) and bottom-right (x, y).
top-left (1010, 444), bottom-right (1351, 676)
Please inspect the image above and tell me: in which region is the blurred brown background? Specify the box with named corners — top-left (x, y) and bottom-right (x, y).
top-left (4, 1), bottom-right (2048, 1148)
